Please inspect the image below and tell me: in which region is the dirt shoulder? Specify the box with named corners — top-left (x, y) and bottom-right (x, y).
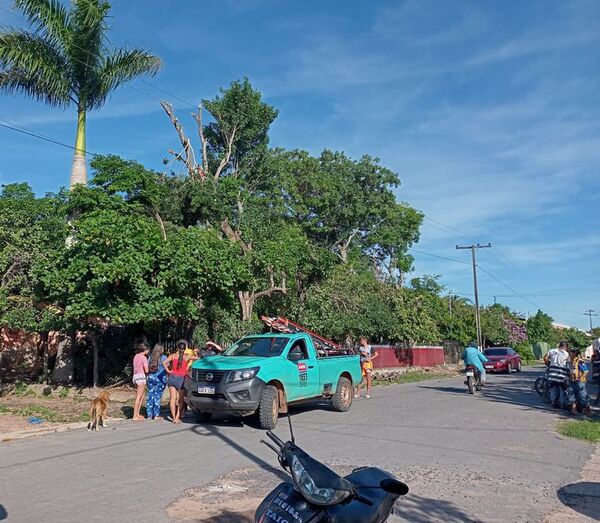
top-left (0, 384), bottom-right (136, 439)
top-left (543, 443), bottom-right (600, 522)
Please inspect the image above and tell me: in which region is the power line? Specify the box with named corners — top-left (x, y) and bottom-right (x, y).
top-left (0, 119), bottom-right (95, 155)
top-left (451, 284), bottom-right (600, 298)
top-left (477, 264), bottom-right (542, 310)
top-left (409, 248), bottom-right (470, 266)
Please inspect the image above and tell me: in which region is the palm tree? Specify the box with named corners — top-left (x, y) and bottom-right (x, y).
top-left (0, 0), bottom-right (161, 187)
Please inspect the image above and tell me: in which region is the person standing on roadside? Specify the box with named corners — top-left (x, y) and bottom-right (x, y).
top-left (146, 343), bottom-right (167, 420)
top-left (355, 337), bottom-right (378, 399)
top-left (544, 341), bottom-right (575, 411)
top-left (163, 340), bottom-right (192, 423)
top-left (132, 342), bottom-right (150, 421)
top-left (569, 347), bottom-right (591, 416)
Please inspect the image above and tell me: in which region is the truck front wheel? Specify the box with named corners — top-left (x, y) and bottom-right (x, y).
top-left (258, 385), bottom-right (279, 429)
top-left (331, 376), bottom-right (353, 412)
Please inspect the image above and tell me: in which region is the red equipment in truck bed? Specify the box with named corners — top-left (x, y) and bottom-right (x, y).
top-left (260, 316), bottom-right (351, 355)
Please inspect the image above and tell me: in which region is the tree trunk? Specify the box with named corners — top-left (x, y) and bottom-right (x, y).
top-left (92, 333), bottom-right (99, 388)
top-left (70, 106), bottom-right (87, 188)
top-left (40, 331), bottom-right (49, 385)
top-left (238, 291), bottom-right (254, 322)
top-left (51, 333), bottom-right (74, 385)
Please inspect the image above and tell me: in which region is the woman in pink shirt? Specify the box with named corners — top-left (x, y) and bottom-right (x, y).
top-left (132, 342), bottom-right (150, 421)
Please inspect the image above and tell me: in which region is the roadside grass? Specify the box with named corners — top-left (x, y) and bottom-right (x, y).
top-left (0, 402), bottom-right (89, 423)
top-left (558, 419), bottom-right (600, 443)
top-left (374, 371), bottom-right (453, 386)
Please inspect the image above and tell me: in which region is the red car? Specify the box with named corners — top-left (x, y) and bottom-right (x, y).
top-left (483, 347), bottom-right (522, 373)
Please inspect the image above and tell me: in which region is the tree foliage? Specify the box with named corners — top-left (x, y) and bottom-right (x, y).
top-left (1, 78), bottom-right (569, 384)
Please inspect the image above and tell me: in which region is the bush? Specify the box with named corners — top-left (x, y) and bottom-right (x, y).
top-left (514, 343), bottom-right (534, 361)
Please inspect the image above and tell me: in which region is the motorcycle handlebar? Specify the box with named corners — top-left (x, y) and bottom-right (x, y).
top-left (266, 430), bottom-right (285, 449)
top-left (354, 493), bottom-right (374, 506)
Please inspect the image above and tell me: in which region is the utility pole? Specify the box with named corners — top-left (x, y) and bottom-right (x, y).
top-left (583, 309), bottom-right (598, 334)
top-left (456, 243), bottom-right (492, 351)
top-left (448, 292), bottom-right (453, 339)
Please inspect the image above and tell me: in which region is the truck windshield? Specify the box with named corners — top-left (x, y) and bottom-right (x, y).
top-left (224, 337), bottom-right (289, 357)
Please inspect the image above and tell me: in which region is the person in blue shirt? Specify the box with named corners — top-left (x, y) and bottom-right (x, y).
top-left (462, 341), bottom-right (489, 385)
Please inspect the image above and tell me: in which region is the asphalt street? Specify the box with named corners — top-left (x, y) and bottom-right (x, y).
top-left (0, 368), bottom-right (594, 522)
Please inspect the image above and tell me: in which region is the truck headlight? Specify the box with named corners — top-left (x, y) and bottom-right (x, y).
top-left (227, 367), bottom-right (259, 382)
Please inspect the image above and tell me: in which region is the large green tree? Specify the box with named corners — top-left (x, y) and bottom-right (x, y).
top-left (526, 310), bottom-right (554, 344)
top-left (0, 182), bottom-right (65, 331)
top-left (0, 0), bottom-right (160, 187)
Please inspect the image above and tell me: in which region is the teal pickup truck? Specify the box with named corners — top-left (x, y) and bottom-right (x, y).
top-left (183, 333), bottom-right (361, 428)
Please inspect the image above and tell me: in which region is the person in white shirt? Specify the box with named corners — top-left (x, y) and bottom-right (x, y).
top-left (544, 341), bottom-right (575, 410)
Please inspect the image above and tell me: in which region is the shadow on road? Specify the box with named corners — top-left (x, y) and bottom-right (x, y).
top-left (395, 494), bottom-right (480, 523)
top-left (557, 481), bottom-right (600, 519)
top-left (419, 367), bottom-right (583, 419)
top-left (190, 423), bottom-right (288, 482)
top-left (195, 509), bottom-right (254, 522)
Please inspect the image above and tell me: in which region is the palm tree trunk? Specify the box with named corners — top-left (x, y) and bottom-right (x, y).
top-left (70, 106), bottom-right (87, 188)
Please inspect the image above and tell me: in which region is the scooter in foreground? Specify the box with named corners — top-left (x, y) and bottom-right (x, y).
top-left (256, 417), bottom-right (409, 522)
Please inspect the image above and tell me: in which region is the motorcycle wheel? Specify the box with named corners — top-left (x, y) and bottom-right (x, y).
top-left (467, 376), bottom-right (475, 394)
top-left (534, 377), bottom-right (546, 396)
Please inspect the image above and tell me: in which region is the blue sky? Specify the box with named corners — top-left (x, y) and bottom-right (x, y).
top-left (1, 0), bottom-right (599, 329)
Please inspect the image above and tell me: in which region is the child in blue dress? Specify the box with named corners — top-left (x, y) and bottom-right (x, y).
top-left (146, 343), bottom-right (167, 420)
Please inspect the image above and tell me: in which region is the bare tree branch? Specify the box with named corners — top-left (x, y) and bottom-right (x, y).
top-left (333, 227), bottom-right (361, 262)
top-left (253, 270), bottom-right (287, 300)
top-left (214, 125), bottom-right (237, 180)
top-left (192, 105), bottom-right (209, 176)
top-left (220, 218), bottom-right (252, 253)
top-left (161, 101), bottom-right (197, 177)
top-left (153, 211), bottom-right (167, 241)
top-left (1, 256), bottom-right (24, 286)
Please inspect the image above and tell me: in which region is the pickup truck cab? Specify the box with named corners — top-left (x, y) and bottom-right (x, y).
top-left (184, 332), bottom-right (361, 428)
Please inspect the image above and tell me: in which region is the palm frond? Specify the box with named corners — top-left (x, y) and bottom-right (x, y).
top-left (91, 48), bottom-right (161, 109)
top-left (0, 30), bottom-right (71, 106)
top-left (68, 0), bottom-right (111, 102)
top-left (13, 0), bottom-right (71, 47)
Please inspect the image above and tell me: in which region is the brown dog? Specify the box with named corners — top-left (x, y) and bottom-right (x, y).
top-left (88, 390), bottom-right (110, 431)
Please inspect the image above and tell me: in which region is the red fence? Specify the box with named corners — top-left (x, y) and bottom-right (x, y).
top-left (370, 345), bottom-right (445, 368)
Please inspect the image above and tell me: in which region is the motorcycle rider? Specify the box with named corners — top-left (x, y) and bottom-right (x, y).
top-left (462, 341), bottom-right (488, 386)
top-left (544, 341), bottom-right (575, 412)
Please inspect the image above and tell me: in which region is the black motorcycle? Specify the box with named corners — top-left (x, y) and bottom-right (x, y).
top-left (464, 364), bottom-right (482, 394)
top-left (256, 417), bottom-right (408, 522)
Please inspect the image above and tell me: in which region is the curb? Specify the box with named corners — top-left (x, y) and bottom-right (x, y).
top-left (0, 417), bottom-right (126, 443)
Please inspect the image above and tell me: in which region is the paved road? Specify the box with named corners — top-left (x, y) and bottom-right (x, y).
top-left (0, 368), bottom-right (594, 522)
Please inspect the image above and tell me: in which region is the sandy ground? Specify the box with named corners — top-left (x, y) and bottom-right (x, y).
top-left (543, 444), bottom-right (600, 522)
top-left (0, 413), bottom-right (61, 433)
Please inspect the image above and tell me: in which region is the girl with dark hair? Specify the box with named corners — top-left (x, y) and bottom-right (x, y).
top-left (146, 343), bottom-right (167, 420)
top-left (162, 340), bottom-right (191, 423)
top-left (132, 342), bottom-right (150, 421)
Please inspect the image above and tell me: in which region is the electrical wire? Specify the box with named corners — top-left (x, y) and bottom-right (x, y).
top-left (476, 264), bottom-right (542, 310)
top-left (409, 248), bottom-right (471, 266)
top-left (0, 119), bottom-right (95, 155)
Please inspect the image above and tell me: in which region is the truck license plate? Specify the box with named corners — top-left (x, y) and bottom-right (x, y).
top-left (197, 386), bottom-right (215, 394)
top-left (466, 371), bottom-right (474, 377)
